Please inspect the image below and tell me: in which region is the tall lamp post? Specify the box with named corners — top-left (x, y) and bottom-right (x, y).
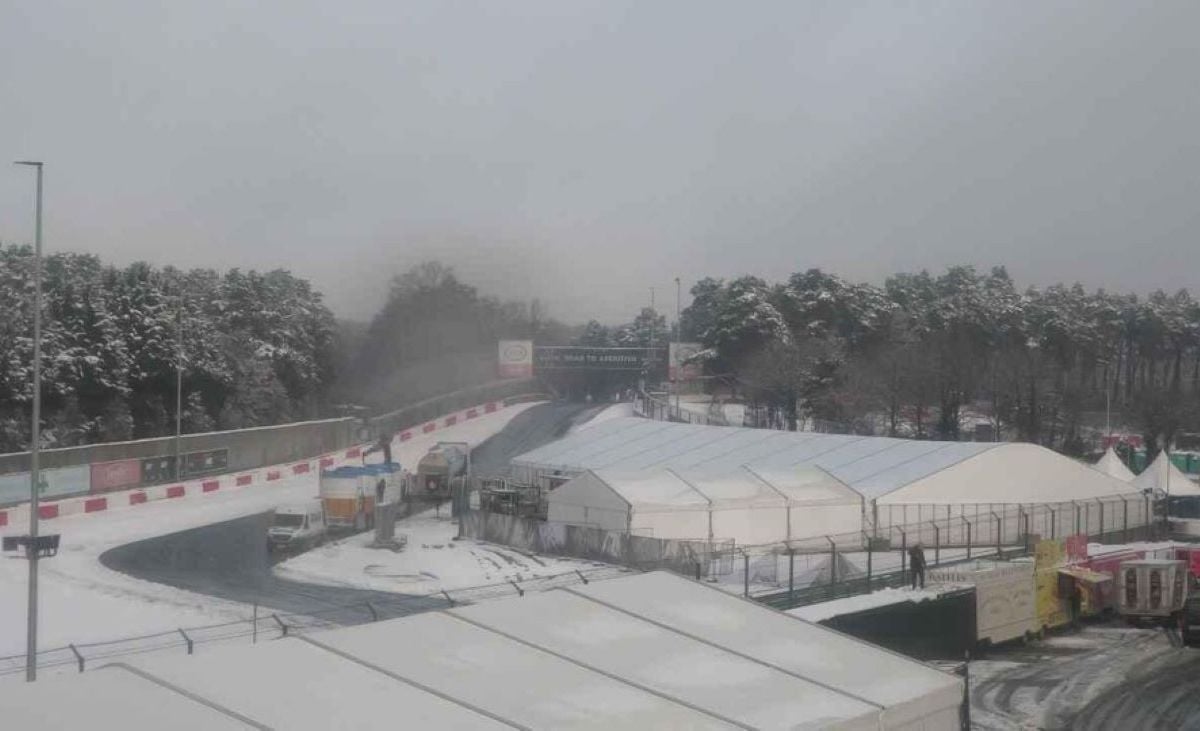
top-left (674, 277), bottom-right (681, 415)
top-left (15, 160), bottom-right (44, 682)
top-left (175, 297), bottom-right (184, 481)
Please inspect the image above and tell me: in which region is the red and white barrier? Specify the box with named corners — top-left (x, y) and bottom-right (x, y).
top-left (0, 400), bottom-right (511, 528)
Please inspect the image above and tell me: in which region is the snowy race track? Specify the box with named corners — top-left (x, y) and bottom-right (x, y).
top-left (0, 401), bottom-right (596, 658)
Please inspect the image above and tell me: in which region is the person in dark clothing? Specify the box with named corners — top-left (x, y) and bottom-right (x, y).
top-left (908, 543), bottom-right (927, 590)
top-left (375, 478), bottom-right (386, 505)
top-left (363, 432), bottom-right (393, 464)
top-left (1069, 582), bottom-right (1083, 627)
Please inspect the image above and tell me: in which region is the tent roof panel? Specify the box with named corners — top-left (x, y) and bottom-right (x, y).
top-left (593, 469), bottom-right (710, 508)
top-left (880, 443), bottom-right (1143, 504)
top-left (319, 611), bottom-right (731, 730)
top-left (450, 590), bottom-right (880, 730)
top-left (0, 665), bottom-right (250, 729)
top-left (125, 636), bottom-right (506, 730)
top-left (1132, 451), bottom-right (1200, 496)
top-left (671, 467), bottom-right (788, 506)
top-left (1093, 447), bottom-right (1136, 482)
top-left (573, 572), bottom-right (962, 723)
top-left (744, 465), bottom-right (862, 504)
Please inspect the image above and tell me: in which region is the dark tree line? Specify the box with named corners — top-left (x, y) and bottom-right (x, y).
top-left (341, 261), bottom-right (571, 410)
top-left (681, 266), bottom-right (1200, 456)
top-left (0, 245), bottom-right (335, 452)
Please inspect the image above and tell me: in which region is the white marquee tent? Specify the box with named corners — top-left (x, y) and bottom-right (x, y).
top-left (1133, 451), bottom-right (1200, 497)
top-left (520, 418), bottom-right (1149, 544)
top-left (547, 465), bottom-right (863, 543)
top-left (0, 572), bottom-right (964, 730)
top-left (1093, 447), bottom-right (1136, 481)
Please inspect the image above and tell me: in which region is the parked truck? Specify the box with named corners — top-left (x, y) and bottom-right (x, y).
top-left (267, 500), bottom-right (327, 553)
top-left (416, 443), bottom-right (469, 498)
top-left (319, 465), bottom-right (376, 531)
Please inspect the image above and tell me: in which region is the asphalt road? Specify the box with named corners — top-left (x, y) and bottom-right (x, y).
top-left (970, 624), bottom-right (1200, 730)
top-left (100, 400), bottom-right (601, 623)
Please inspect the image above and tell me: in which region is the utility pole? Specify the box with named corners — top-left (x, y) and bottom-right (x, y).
top-left (175, 299), bottom-right (184, 480)
top-left (15, 160), bottom-right (44, 682)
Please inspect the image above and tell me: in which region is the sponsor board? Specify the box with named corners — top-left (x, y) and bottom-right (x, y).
top-left (0, 465), bottom-right (91, 505)
top-left (91, 459), bottom-right (143, 493)
top-left (498, 340), bottom-right (533, 378)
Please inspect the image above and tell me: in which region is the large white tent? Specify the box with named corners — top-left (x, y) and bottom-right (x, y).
top-left (547, 465), bottom-right (863, 544)
top-left (1133, 451), bottom-right (1200, 497)
top-left (1093, 447), bottom-right (1136, 481)
top-left (0, 572), bottom-right (964, 730)
top-left (523, 418), bottom-right (1147, 544)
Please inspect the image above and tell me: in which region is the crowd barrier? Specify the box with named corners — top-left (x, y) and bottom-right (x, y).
top-left (0, 400), bottom-right (511, 530)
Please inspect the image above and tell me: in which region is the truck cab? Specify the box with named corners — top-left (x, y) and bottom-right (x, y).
top-left (267, 502), bottom-right (326, 553)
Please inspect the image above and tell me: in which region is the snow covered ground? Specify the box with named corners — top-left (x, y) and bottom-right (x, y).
top-left (0, 403), bottom-right (539, 657)
top-left (788, 583), bottom-right (970, 622)
top-left (275, 508), bottom-right (621, 595)
top-left (569, 401), bottom-right (634, 433)
top-left (676, 394), bottom-right (745, 426)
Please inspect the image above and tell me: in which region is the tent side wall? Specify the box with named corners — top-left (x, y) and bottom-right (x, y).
top-left (629, 506), bottom-right (711, 540)
top-left (789, 502), bottom-right (864, 542)
top-left (546, 472), bottom-right (631, 532)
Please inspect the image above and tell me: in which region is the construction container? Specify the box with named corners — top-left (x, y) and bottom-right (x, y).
top-left (319, 465), bottom-right (375, 531)
top-left (929, 560), bottom-right (1036, 645)
top-left (1116, 559), bottom-right (1188, 622)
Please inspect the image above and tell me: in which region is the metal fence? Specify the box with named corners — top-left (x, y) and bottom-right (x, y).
top-left (637, 391), bottom-right (728, 426)
top-left (0, 565), bottom-right (628, 679)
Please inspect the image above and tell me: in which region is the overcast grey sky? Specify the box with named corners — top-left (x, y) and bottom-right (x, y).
top-left (2, 1), bottom-right (1197, 324)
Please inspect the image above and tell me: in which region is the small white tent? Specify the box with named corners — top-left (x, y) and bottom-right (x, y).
top-left (1133, 451), bottom-right (1200, 497)
top-left (1093, 447), bottom-right (1136, 481)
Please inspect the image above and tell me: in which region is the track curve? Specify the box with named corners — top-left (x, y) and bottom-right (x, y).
top-left (100, 401), bottom-right (602, 623)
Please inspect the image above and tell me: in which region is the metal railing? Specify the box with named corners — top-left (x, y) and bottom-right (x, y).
top-left (0, 565), bottom-right (629, 679)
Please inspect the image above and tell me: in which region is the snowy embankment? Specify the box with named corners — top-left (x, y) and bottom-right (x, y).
top-left (569, 401), bottom-right (634, 433)
top-left (274, 508), bottom-right (618, 595)
top-left (0, 403), bottom-right (539, 657)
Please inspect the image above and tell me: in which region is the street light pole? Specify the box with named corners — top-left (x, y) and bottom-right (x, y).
top-left (15, 160), bottom-right (44, 682)
top-left (175, 299), bottom-right (183, 481)
top-left (674, 277), bottom-right (681, 414)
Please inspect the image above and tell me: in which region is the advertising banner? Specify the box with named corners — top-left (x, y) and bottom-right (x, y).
top-left (533, 346), bottom-right (662, 371)
top-left (184, 448), bottom-right (228, 477)
top-left (0, 466), bottom-right (91, 505)
top-left (498, 340), bottom-right (533, 379)
top-left (668, 342), bottom-right (703, 381)
top-left (90, 459), bottom-right (142, 493)
top-left (1064, 534), bottom-right (1088, 562)
top-left (140, 455), bottom-right (177, 486)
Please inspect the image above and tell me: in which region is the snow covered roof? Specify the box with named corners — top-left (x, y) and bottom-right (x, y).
top-left (0, 573), bottom-right (963, 730)
top-left (1093, 447), bottom-right (1136, 481)
top-left (573, 465), bottom-right (861, 511)
top-left (1132, 451), bottom-right (1200, 497)
top-left (517, 418), bottom-right (1138, 504)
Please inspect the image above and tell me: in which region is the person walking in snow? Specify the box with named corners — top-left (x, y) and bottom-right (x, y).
top-left (909, 543), bottom-right (927, 590)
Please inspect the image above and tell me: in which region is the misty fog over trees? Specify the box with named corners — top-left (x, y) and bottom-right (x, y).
top-left (679, 266), bottom-right (1200, 457)
top-left (4, 245), bottom-right (1199, 463)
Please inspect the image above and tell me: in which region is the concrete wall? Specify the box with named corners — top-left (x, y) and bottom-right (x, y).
top-left (0, 418), bottom-right (359, 477)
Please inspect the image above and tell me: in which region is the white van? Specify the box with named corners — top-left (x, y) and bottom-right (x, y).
top-left (267, 501), bottom-right (327, 553)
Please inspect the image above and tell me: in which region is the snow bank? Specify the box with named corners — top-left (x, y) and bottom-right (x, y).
top-left (275, 507), bottom-right (616, 595)
top-left (788, 584), bottom-right (969, 623)
top-left (569, 401), bottom-right (635, 433)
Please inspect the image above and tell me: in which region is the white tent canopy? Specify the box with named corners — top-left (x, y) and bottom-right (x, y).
top-left (1133, 451), bottom-right (1200, 497)
top-left (1093, 447), bottom-right (1136, 482)
top-left (546, 466), bottom-right (863, 544)
top-left (878, 443), bottom-right (1142, 505)
top-left (0, 573), bottom-right (963, 730)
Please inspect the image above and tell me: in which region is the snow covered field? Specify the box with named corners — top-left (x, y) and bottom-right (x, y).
top-left (275, 508), bottom-right (620, 595)
top-left (0, 403), bottom-right (539, 657)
